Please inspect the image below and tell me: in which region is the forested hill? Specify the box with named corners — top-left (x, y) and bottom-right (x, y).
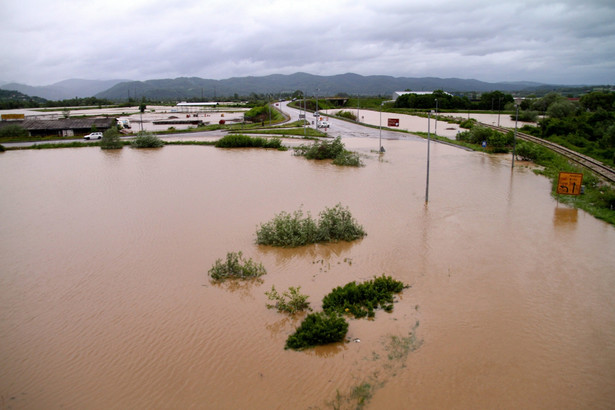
top-left (93, 73), bottom-right (552, 101)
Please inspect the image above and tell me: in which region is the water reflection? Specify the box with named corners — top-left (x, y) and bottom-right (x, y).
top-left (553, 206), bottom-right (579, 227)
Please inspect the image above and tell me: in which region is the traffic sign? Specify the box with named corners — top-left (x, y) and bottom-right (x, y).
top-left (387, 118), bottom-right (399, 127)
top-left (557, 172), bottom-right (583, 195)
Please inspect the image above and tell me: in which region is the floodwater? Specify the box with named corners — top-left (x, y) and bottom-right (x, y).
top-left (1, 137), bottom-right (614, 409)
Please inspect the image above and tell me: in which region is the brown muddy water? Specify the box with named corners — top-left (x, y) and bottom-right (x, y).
top-left (1, 137), bottom-right (614, 409)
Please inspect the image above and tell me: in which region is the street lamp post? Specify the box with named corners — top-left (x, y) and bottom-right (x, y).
top-left (497, 97), bottom-right (502, 127)
top-left (425, 110), bottom-right (433, 203)
top-left (512, 104), bottom-right (519, 168)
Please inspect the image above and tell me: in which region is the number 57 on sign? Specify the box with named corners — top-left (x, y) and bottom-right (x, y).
top-left (557, 172), bottom-right (583, 195)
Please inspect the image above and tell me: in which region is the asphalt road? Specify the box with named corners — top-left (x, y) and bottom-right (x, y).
top-left (278, 100), bottom-right (420, 142)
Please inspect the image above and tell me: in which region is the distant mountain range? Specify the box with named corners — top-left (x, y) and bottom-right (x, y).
top-left (0, 79), bottom-right (128, 100)
top-left (0, 73), bottom-right (583, 101)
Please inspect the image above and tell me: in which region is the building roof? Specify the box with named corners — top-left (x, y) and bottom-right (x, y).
top-left (0, 117), bottom-right (115, 131)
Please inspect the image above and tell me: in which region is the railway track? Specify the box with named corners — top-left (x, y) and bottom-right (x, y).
top-left (482, 123), bottom-right (615, 184)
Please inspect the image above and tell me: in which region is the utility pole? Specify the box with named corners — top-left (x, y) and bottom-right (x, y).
top-left (425, 110), bottom-right (433, 203)
top-left (512, 104), bottom-right (519, 168)
top-left (434, 98), bottom-right (438, 135)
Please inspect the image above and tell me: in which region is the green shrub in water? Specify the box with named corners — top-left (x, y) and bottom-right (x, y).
top-left (131, 131), bottom-right (164, 148)
top-left (100, 126), bottom-right (124, 150)
top-left (256, 204), bottom-right (366, 248)
top-left (322, 275), bottom-right (407, 318)
top-left (208, 251), bottom-right (266, 282)
top-left (265, 285), bottom-right (312, 314)
top-left (293, 136), bottom-right (363, 166)
top-left (285, 311), bottom-right (348, 350)
top-left (215, 134), bottom-right (283, 149)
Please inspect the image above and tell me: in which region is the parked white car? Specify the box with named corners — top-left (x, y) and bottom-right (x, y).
top-left (84, 132), bottom-right (103, 140)
top-left (317, 121), bottom-right (330, 128)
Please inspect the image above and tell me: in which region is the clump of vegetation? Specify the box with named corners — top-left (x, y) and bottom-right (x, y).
top-left (256, 208), bottom-right (319, 247)
top-left (131, 131), bottom-right (164, 148)
top-left (293, 136), bottom-right (363, 167)
top-left (265, 285), bottom-right (312, 314)
top-left (255, 204), bottom-right (366, 247)
top-left (0, 144), bottom-right (5, 152)
top-left (214, 134), bottom-right (284, 149)
top-left (208, 251), bottom-right (266, 282)
top-left (456, 125), bottom-right (513, 153)
top-left (285, 311), bottom-right (348, 350)
top-left (332, 149), bottom-right (362, 167)
top-left (244, 104), bottom-right (283, 123)
top-left (100, 126), bottom-right (124, 150)
top-left (0, 124), bottom-right (29, 140)
top-left (336, 110), bottom-right (357, 121)
top-left (459, 118), bottom-right (476, 129)
top-left (316, 203), bottom-right (367, 242)
top-left (322, 275), bottom-right (407, 319)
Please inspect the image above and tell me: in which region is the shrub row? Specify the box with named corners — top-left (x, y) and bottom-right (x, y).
top-left (214, 134), bottom-right (283, 149)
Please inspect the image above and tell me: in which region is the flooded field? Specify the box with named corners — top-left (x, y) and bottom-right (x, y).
top-left (1, 137), bottom-right (614, 409)
top-left (324, 109), bottom-right (536, 139)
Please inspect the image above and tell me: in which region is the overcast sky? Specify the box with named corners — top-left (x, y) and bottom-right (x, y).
top-left (1, 0), bottom-right (614, 86)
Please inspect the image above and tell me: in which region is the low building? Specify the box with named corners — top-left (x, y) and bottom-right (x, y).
top-left (0, 117), bottom-right (115, 137)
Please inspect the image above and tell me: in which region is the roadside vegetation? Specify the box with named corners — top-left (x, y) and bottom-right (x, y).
top-left (243, 104), bottom-right (284, 124)
top-left (255, 204), bottom-right (366, 248)
top-left (208, 251), bottom-right (267, 282)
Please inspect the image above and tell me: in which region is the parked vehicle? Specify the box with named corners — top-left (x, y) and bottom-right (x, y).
top-left (317, 121), bottom-right (330, 128)
top-left (84, 132), bottom-right (103, 140)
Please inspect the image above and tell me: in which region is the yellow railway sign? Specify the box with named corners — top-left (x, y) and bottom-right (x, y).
top-left (557, 172), bottom-right (583, 195)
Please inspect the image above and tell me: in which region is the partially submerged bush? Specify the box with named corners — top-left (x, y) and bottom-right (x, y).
top-left (100, 126), bottom-right (124, 150)
top-left (294, 136), bottom-right (363, 166)
top-left (265, 285), bottom-right (311, 314)
top-left (215, 134), bottom-right (283, 149)
top-left (131, 132), bottom-right (164, 148)
top-left (285, 311), bottom-right (348, 350)
top-left (322, 275), bottom-right (407, 318)
top-left (256, 208), bottom-right (319, 247)
top-left (256, 204), bottom-right (366, 247)
top-left (208, 251), bottom-right (266, 282)
top-left (316, 203), bottom-right (366, 242)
